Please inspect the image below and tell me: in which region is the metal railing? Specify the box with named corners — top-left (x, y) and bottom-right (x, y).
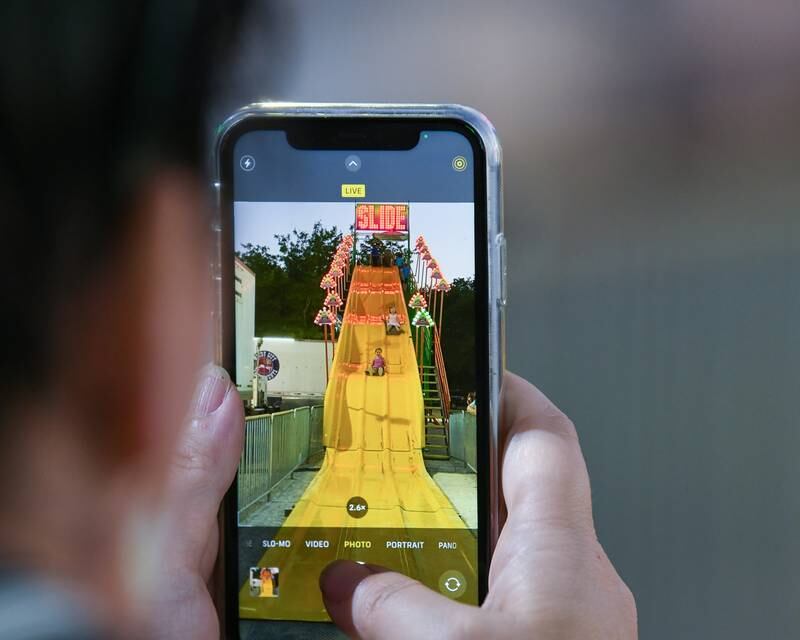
top-left (238, 405), bottom-right (324, 515)
top-left (448, 410), bottom-right (477, 472)
top-left (433, 328), bottom-right (451, 417)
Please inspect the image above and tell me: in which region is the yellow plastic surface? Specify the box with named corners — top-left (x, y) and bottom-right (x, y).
top-left (290, 265), bottom-right (463, 529)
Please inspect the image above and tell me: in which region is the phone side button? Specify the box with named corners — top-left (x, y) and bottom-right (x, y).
top-left (496, 233), bottom-right (507, 307)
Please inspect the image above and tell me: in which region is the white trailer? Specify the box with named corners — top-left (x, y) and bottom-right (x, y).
top-left (251, 337), bottom-right (329, 399)
top-left (234, 258), bottom-right (256, 394)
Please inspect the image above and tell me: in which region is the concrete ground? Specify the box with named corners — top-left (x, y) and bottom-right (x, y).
top-left (239, 455), bottom-right (477, 529)
top-left (239, 469), bottom-right (319, 527)
top-left (426, 458), bottom-right (478, 529)
top-left (424, 457), bottom-right (471, 474)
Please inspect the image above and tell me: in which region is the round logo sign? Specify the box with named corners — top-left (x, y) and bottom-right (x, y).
top-left (255, 350), bottom-right (280, 381)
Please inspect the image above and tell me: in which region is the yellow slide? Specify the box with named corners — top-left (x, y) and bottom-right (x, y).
top-left (287, 265), bottom-right (464, 529)
top-left (239, 265), bottom-right (475, 622)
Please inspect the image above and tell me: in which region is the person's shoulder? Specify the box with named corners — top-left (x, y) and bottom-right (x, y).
top-left (0, 573), bottom-right (104, 640)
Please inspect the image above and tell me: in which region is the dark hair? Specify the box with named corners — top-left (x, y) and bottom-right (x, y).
top-left (0, 1), bottom-right (246, 403)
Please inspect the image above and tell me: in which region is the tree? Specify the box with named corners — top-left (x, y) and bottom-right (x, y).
top-left (439, 277), bottom-right (476, 399)
top-left (237, 222), bottom-right (343, 338)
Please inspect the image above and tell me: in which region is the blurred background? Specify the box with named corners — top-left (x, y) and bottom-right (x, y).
top-left (212, 2), bottom-right (800, 637)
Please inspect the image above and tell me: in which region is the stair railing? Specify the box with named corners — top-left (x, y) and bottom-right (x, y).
top-left (432, 329), bottom-right (451, 419)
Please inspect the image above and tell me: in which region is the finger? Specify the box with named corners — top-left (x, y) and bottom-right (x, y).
top-left (172, 364), bottom-right (243, 497)
top-left (320, 560), bottom-right (481, 640)
top-left (498, 372), bottom-right (592, 523)
top-left (485, 373), bottom-right (595, 597)
top-left (501, 371), bottom-right (579, 442)
top-left (165, 364), bottom-right (244, 577)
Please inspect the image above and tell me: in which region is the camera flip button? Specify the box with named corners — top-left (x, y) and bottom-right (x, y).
top-left (438, 570), bottom-right (467, 599)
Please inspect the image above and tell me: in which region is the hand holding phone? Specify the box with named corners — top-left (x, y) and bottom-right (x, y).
top-left (318, 373), bottom-right (637, 640)
top-left (151, 368), bottom-right (636, 640)
top-left (147, 364), bottom-right (243, 640)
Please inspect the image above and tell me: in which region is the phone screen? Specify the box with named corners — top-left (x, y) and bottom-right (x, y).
top-left (227, 122), bottom-right (486, 637)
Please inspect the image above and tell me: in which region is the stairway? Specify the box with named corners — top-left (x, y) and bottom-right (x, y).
top-left (421, 364), bottom-right (449, 459)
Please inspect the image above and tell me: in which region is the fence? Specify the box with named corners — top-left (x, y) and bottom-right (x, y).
top-left (238, 405), bottom-right (324, 515)
top-left (448, 410), bottom-right (477, 472)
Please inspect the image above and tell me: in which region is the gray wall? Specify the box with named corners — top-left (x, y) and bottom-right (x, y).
top-left (214, 2), bottom-right (800, 637)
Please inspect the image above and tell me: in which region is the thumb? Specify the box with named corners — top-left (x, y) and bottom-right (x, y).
top-left (165, 363), bottom-right (244, 577)
top-left (171, 363), bottom-right (243, 508)
top-left (320, 560), bottom-right (481, 640)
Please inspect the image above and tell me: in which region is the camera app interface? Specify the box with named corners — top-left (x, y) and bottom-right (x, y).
top-left (233, 129), bottom-right (479, 631)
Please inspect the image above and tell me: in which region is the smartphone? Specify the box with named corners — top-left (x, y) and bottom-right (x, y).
top-left (214, 104), bottom-right (505, 639)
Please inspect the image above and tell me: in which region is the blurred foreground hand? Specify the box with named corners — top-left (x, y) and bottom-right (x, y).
top-left (320, 372), bottom-right (637, 640)
top-left (150, 364), bottom-right (243, 640)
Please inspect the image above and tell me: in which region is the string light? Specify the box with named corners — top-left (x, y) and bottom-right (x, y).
top-left (325, 291), bottom-right (343, 308)
top-left (314, 306), bottom-right (335, 325)
top-left (408, 291), bottom-right (427, 309)
top-left (412, 308), bottom-right (435, 327)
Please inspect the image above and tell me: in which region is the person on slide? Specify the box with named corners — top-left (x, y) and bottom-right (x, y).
top-left (385, 305), bottom-right (403, 335)
top-left (365, 348), bottom-right (386, 376)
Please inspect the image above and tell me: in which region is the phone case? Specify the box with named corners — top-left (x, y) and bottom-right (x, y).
top-left (212, 103), bottom-right (505, 636)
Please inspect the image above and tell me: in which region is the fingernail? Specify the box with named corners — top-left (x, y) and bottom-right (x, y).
top-left (319, 560), bottom-right (387, 604)
top-left (191, 364), bottom-right (230, 417)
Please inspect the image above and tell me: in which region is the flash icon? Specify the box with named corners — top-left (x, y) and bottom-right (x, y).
top-left (240, 155), bottom-right (256, 172)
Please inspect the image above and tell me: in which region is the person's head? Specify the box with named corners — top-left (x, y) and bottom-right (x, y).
top-left (389, 305), bottom-right (397, 313)
top-left (0, 0), bottom-right (246, 627)
top-left (375, 348), bottom-right (382, 355)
